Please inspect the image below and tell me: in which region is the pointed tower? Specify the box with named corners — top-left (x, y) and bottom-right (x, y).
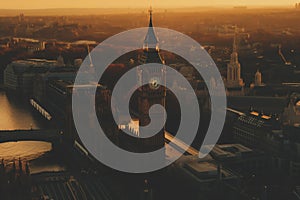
top-left (255, 69), bottom-right (262, 86)
top-left (139, 7), bottom-right (164, 65)
top-left (137, 7), bottom-right (166, 152)
top-left (56, 54), bottom-right (65, 67)
top-left (226, 29), bottom-right (244, 94)
top-left (87, 44), bottom-right (94, 68)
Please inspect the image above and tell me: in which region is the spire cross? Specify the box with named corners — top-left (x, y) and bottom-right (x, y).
top-left (148, 6), bottom-right (153, 27)
top-left (143, 5), bottom-right (159, 49)
top-left (149, 6), bottom-right (153, 15)
top-left (149, 0), bottom-right (153, 13)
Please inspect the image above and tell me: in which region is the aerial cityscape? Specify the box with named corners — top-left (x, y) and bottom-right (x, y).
top-left (0, 1), bottom-right (300, 200)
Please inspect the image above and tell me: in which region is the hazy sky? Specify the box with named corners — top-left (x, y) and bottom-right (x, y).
top-left (0, 0), bottom-right (297, 9)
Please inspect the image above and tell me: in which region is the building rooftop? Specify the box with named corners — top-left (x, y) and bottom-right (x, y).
top-left (211, 144), bottom-right (253, 160)
top-left (236, 109), bottom-right (281, 130)
top-left (13, 59), bottom-right (57, 67)
top-left (227, 96), bottom-right (288, 114)
top-left (186, 161), bottom-right (217, 174)
top-left (6, 58), bottom-right (80, 77)
top-left (182, 159), bottom-right (236, 182)
top-left (49, 79), bottom-right (106, 95)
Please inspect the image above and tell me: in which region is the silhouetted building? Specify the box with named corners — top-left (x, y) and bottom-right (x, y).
top-left (233, 110), bottom-right (282, 150)
top-left (4, 58), bottom-right (78, 96)
top-left (226, 30), bottom-right (245, 96)
top-left (211, 144), bottom-right (267, 175)
top-left (4, 59), bottom-right (55, 96)
top-left (250, 69), bottom-right (266, 90)
top-left (232, 93), bottom-right (300, 176)
top-left (56, 55), bottom-right (65, 67)
top-left (18, 13), bottom-right (25, 23)
top-left (47, 79), bottom-right (110, 137)
top-left (33, 69), bottom-right (76, 104)
top-left (283, 93), bottom-right (300, 127)
top-left (7, 37), bottom-right (46, 53)
top-left (254, 69), bottom-right (263, 86)
top-left (286, 125), bottom-right (300, 177)
top-left (173, 155), bottom-right (239, 198)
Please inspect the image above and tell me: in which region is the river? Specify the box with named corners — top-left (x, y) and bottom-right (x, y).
top-left (0, 90), bottom-right (52, 164)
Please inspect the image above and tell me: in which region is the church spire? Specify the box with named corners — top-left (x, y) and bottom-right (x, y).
top-left (149, 6), bottom-right (153, 27)
top-left (233, 27), bottom-right (238, 53)
top-left (144, 6), bottom-right (158, 50)
top-left (226, 26), bottom-right (244, 91)
top-left (230, 27), bottom-right (239, 64)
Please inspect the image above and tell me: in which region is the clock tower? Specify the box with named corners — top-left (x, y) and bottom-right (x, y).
top-left (137, 7), bottom-right (166, 152)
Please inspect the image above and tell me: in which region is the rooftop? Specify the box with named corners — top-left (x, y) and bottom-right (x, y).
top-left (186, 161), bottom-right (217, 174)
top-left (211, 144), bottom-right (253, 159)
top-left (49, 79), bottom-right (107, 95)
top-left (13, 59), bottom-right (57, 67)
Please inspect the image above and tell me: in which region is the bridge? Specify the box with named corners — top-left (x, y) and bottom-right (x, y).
top-left (165, 131), bottom-right (199, 156)
top-left (0, 107), bottom-right (244, 153)
top-left (0, 129), bottom-right (61, 144)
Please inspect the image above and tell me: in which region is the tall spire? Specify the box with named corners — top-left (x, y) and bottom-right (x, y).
top-left (230, 27), bottom-right (239, 64)
top-left (149, 6), bottom-right (153, 27)
top-left (226, 25), bottom-right (244, 91)
top-left (139, 6), bottom-right (164, 64)
top-left (87, 44), bottom-right (94, 68)
top-left (233, 27), bottom-right (238, 53)
top-left (144, 6), bottom-right (158, 49)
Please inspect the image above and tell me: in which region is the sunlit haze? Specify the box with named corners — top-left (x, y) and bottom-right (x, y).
top-left (0, 0), bottom-right (297, 9)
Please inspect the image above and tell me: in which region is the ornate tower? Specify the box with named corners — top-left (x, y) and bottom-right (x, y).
top-left (137, 7), bottom-right (166, 152)
top-left (254, 69), bottom-right (262, 86)
top-left (226, 29), bottom-right (244, 95)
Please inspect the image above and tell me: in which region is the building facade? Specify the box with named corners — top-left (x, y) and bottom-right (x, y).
top-left (232, 93), bottom-right (300, 177)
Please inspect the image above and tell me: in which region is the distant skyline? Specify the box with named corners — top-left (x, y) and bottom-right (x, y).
top-left (0, 0), bottom-right (297, 9)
